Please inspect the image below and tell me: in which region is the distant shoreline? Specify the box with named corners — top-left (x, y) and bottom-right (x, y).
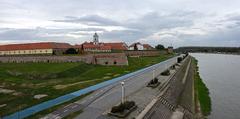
top-left (189, 52), bottom-right (240, 56)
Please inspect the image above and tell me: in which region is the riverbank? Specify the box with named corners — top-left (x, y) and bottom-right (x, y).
top-left (191, 52), bottom-right (240, 56)
top-left (193, 58), bottom-right (211, 117)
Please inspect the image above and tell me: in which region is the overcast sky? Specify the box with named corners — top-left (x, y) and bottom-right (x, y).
top-left (1, 0), bottom-right (240, 47)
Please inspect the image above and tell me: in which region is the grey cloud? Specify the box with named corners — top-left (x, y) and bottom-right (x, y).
top-left (0, 10), bottom-right (207, 45)
top-left (54, 15), bottom-right (120, 26)
top-left (126, 11), bottom-right (195, 31)
top-left (0, 28), bottom-right (98, 44)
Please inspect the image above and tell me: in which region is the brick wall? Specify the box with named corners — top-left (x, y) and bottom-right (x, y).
top-left (0, 53), bottom-right (128, 66)
top-left (124, 50), bottom-right (167, 57)
top-left (93, 53), bottom-right (128, 66)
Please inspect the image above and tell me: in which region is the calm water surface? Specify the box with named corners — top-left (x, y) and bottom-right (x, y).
top-left (191, 53), bottom-right (240, 119)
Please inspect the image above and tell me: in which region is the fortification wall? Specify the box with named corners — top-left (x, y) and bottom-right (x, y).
top-left (124, 50), bottom-right (167, 57)
top-left (0, 53), bottom-right (128, 66)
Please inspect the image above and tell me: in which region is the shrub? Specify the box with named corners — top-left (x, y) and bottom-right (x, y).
top-left (177, 57), bottom-right (183, 63)
top-left (170, 65), bottom-right (175, 69)
top-left (153, 78), bottom-right (158, 84)
top-left (124, 101), bottom-right (135, 110)
top-left (111, 103), bottom-right (125, 113)
top-left (110, 101), bottom-right (136, 113)
top-left (175, 63), bottom-right (180, 66)
top-left (148, 78), bottom-right (159, 85)
top-left (65, 48), bottom-right (78, 54)
top-left (161, 69), bottom-right (170, 76)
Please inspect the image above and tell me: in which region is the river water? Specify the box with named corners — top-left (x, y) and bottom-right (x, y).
top-left (191, 53), bottom-right (240, 119)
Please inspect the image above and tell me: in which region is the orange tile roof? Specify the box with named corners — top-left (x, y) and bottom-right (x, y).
top-left (79, 43), bottom-right (112, 50)
top-left (104, 42), bottom-right (128, 50)
top-left (0, 42), bottom-right (72, 51)
top-left (143, 44), bottom-right (154, 49)
top-left (78, 42), bottom-right (128, 51)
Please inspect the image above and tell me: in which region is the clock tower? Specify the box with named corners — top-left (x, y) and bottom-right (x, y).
top-left (93, 32), bottom-right (99, 45)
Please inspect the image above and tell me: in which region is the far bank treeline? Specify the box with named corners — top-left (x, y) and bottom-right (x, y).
top-left (176, 46), bottom-right (240, 53)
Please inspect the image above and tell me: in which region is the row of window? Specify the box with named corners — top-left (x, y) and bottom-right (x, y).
top-left (0, 49), bottom-right (52, 55)
top-left (85, 48), bottom-right (111, 52)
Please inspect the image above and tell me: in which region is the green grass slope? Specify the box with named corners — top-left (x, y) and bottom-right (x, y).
top-left (0, 54), bottom-right (173, 117)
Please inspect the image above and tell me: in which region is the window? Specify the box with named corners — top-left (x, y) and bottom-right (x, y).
top-left (114, 61), bottom-right (117, 65)
top-left (105, 62), bottom-right (108, 65)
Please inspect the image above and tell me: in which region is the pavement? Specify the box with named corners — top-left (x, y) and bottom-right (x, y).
top-left (43, 56), bottom-right (181, 119)
top-left (142, 56), bottom-right (194, 119)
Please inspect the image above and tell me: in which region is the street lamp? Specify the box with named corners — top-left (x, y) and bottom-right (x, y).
top-left (121, 81), bottom-right (125, 104)
top-left (153, 68), bottom-right (155, 79)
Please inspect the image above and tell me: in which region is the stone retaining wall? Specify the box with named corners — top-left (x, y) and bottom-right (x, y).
top-left (124, 50), bottom-right (167, 57)
top-left (0, 53), bottom-right (128, 66)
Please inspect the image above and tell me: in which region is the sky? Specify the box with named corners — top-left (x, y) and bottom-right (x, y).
top-left (1, 0), bottom-right (240, 48)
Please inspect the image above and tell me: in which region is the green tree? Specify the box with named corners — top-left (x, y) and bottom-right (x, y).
top-left (65, 48), bottom-right (78, 54)
top-left (155, 44), bottom-right (165, 50)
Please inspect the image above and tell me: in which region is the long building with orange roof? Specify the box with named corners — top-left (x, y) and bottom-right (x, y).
top-left (0, 42), bottom-right (72, 56)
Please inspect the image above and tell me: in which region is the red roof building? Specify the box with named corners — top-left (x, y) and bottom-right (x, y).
top-left (129, 42), bottom-right (155, 50)
top-left (0, 42), bottom-right (72, 56)
top-left (75, 33), bottom-right (128, 53)
top-left (143, 44), bottom-right (155, 50)
top-left (104, 42), bottom-right (128, 50)
top-left (75, 42), bottom-right (128, 53)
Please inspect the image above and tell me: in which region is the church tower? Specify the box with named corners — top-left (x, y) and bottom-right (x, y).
top-left (93, 32), bottom-right (99, 45)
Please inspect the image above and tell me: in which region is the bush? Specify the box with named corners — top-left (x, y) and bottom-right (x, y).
top-left (111, 103), bottom-right (125, 113)
top-left (148, 78), bottom-right (158, 85)
top-left (65, 48), bottom-right (78, 54)
top-left (124, 101), bottom-right (135, 110)
top-left (177, 57), bottom-right (183, 63)
top-left (153, 78), bottom-right (158, 84)
top-left (110, 101), bottom-right (136, 113)
top-left (170, 65), bottom-right (175, 69)
top-left (161, 69), bottom-right (170, 76)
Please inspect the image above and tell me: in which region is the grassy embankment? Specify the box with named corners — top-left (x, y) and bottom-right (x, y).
top-left (193, 58), bottom-right (211, 116)
top-left (0, 54), bottom-right (174, 117)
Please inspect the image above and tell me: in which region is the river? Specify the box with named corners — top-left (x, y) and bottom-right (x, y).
top-left (191, 53), bottom-right (240, 119)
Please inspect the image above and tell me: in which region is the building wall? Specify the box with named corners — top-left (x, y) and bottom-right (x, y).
top-left (129, 44), bottom-right (144, 50)
top-left (84, 48), bottom-right (111, 52)
top-left (0, 49), bottom-right (53, 56)
top-left (167, 48), bottom-right (174, 54)
top-left (137, 44), bottom-right (144, 50)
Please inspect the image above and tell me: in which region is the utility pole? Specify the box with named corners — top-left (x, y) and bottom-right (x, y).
top-left (121, 81), bottom-right (125, 104)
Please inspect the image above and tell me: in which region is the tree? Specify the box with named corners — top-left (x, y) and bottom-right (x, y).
top-left (134, 44), bottom-right (138, 50)
top-left (155, 44), bottom-right (165, 50)
top-left (65, 48), bottom-right (78, 54)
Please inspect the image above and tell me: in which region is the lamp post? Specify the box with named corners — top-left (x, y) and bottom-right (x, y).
top-left (121, 81), bottom-right (125, 104)
top-left (153, 68), bottom-right (155, 79)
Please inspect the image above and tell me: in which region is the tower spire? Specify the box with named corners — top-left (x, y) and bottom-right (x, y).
top-left (93, 32), bottom-right (99, 45)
